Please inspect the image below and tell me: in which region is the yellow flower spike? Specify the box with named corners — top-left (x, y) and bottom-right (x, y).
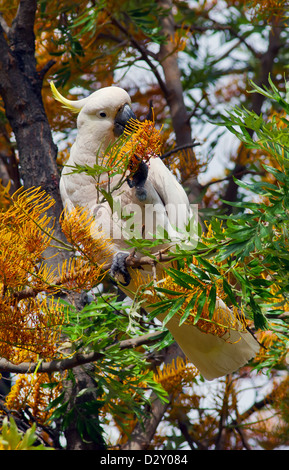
top-left (0, 294), bottom-right (65, 362)
top-left (5, 372), bottom-right (63, 425)
top-left (57, 256), bottom-right (106, 292)
top-left (60, 205), bottom-right (112, 265)
top-left (0, 187), bottom-right (56, 288)
top-left (106, 119), bottom-right (163, 174)
top-left (154, 357), bottom-right (198, 394)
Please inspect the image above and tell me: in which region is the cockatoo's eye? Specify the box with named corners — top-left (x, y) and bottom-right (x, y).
top-left (99, 111), bottom-right (107, 118)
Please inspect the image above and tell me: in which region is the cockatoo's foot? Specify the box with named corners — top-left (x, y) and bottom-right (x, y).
top-left (127, 159), bottom-right (148, 201)
top-left (110, 251), bottom-right (131, 286)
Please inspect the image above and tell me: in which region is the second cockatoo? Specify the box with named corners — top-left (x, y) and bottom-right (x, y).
top-left (51, 82), bottom-right (259, 381)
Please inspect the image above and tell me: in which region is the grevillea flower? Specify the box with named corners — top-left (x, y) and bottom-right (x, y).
top-left (153, 357), bottom-right (199, 394)
top-left (5, 372), bottom-right (63, 425)
top-left (0, 188), bottom-right (111, 365)
top-left (106, 118), bottom-right (163, 174)
top-left (60, 205), bottom-right (112, 266)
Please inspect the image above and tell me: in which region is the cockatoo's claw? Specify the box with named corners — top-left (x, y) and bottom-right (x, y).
top-left (110, 252), bottom-right (131, 286)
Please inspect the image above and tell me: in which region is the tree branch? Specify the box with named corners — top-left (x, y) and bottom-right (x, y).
top-left (9, 0), bottom-right (37, 50)
top-left (108, 13), bottom-right (169, 98)
top-left (121, 342), bottom-right (186, 450)
top-left (232, 390), bottom-right (275, 424)
top-left (0, 331), bottom-right (164, 374)
top-left (0, 1), bottom-right (65, 271)
top-left (157, 0), bottom-right (193, 150)
top-left (160, 141), bottom-right (200, 160)
top-left (37, 59), bottom-right (56, 82)
top-left (202, 169), bottom-right (265, 190)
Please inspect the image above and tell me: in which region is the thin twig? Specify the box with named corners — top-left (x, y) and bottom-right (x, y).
top-left (160, 141), bottom-right (201, 160)
top-left (202, 169), bottom-right (264, 189)
top-left (38, 60), bottom-right (56, 81)
top-left (107, 12), bottom-right (169, 98)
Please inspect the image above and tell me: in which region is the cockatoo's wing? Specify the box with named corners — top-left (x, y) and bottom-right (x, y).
top-left (148, 157), bottom-right (192, 223)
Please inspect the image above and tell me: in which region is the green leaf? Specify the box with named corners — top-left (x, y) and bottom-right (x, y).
top-left (165, 267), bottom-right (200, 289)
top-left (249, 296), bottom-right (268, 330)
top-left (262, 164), bottom-right (287, 183)
top-left (193, 291), bottom-right (207, 325)
top-left (223, 278), bottom-right (238, 307)
top-left (188, 264), bottom-right (211, 281)
top-left (162, 297), bottom-right (186, 326)
top-left (179, 292), bottom-right (199, 325)
top-left (155, 287), bottom-right (185, 296)
top-left (196, 257), bottom-right (220, 275)
top-left (148, 300), bottom-right (174, 320)
top-left (208, 284), bottom-right (217, 319)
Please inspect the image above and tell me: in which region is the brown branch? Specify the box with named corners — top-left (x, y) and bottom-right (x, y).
top-left (103, 248), bottom-right (176, 272)
top-left (107, 12), bottom-right (169, 98)
top-left (122, 396), bottom-right (170, 450)
top-left (160, 141), bottom-right (200, 160)
top-left (9, 248), bottom-right (176, 302)
top-left (178, 420), bottom-right (197, 450)
top-left (187, 18), bottom-right (261, 58)
top-left (121, 342), bottom-right (186, 450)
top-left (218, 28), bottom-right (259, 59)
top-left (9, 0), bottom-right (37, 48)
top-left (0, 331), bottom-right (164, 374)
top-left (225, 386), bottom-right (276, 449)
top-left (157, 0), bottom-right (193, 150)
top-left (37, 59), bottom-right (56, 82)
top-left (0, 0), bottom-right (64, 272)
top-left (214, 375), bottom-right (239, 450)
top-left (233, 390), bottom-right (275, 424)
top-left (202, 169), bottom-right (265, 190)
top-left (186, 92), bottom-right (208, 122)
top-left (234, 424), bottom-right (252, 450)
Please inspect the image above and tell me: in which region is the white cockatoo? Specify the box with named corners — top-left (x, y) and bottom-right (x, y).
top-left (51, 83), bottom-right (259, 380)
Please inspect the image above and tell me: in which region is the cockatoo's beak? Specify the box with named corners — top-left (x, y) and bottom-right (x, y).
top-left (114, 104), bottom-right (136, 137)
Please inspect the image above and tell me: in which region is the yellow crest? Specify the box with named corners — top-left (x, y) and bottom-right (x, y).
top-left (50, 81), bottom-right (85, 113)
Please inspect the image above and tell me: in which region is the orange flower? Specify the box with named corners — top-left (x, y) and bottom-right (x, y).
top-left (106, 119), bottom-right (163, 174)
top-left (154, 357), bottom-right (199, 394)
top-left (5, 372), bottom-right (63, 424)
